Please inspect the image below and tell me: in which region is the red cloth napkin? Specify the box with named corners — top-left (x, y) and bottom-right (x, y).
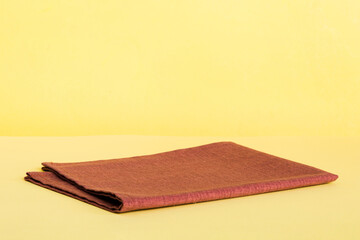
top-left (25, 141), bottom-right (338, 213)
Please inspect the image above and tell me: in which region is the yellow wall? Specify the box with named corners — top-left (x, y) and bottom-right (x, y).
top-left (1, 0), bottom-right (359, 136)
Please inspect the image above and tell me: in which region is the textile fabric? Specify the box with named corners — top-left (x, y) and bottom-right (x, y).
top-left (25, 142), bottom-right (338, 213)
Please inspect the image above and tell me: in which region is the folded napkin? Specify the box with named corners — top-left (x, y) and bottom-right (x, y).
top-left (25, 141), bottom-right (338, 213)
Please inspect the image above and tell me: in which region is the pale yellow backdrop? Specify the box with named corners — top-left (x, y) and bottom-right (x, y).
top-left (1, 0), bottom-right (360, 136)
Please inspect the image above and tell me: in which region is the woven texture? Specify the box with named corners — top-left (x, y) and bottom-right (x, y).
top-left (25, 141), bottom-right (338, 213)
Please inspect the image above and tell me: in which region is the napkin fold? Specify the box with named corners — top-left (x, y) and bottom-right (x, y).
top-left (25, 141), bottom-right (338, 213)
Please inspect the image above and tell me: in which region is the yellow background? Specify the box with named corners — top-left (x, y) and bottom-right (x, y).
top-left (1, 0), bottom-right (360, 136)
top-left (1, 135), bottom-right (359, 239)
top-left (2, 2), bottom-right (359, 237)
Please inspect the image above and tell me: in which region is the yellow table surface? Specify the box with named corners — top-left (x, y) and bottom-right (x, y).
top-left (1, 136), bottom-right (359, 239)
